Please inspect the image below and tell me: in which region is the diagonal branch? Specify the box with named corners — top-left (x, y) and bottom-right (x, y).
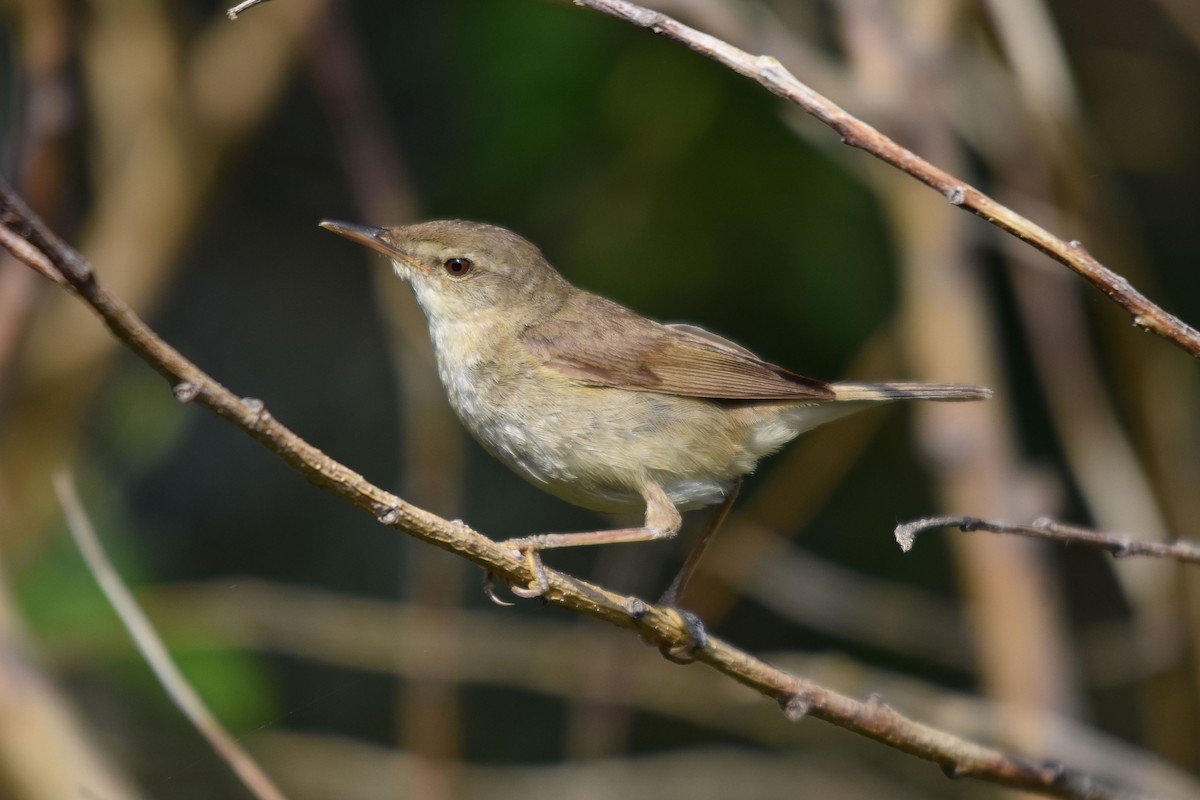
top-left (897, 515), bottom-right (1200, 565)
top-left (1, 178), bottom-right (1148, 800)
top-left (571, 0), bottom-right (1200, 361)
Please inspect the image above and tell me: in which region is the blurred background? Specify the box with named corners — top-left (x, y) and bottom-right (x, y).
top-left (1, 0), bottom-right (1199, 798)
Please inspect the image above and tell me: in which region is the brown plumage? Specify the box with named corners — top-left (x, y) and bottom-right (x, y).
top-left (321, 218), bottom-right (990, 604)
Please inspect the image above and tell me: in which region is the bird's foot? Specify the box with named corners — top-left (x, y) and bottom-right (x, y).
top-left (504, 539), bottom-right (551, 598)
top-left (657, 605), bottom-right (708, 663)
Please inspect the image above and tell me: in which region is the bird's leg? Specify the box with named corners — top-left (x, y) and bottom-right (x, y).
top-left (659, 478), bottom-right (741, 608)
top-left (505, 482), bottom-right (681, 599)
top-left (656, 479), bottom-right (741, 663)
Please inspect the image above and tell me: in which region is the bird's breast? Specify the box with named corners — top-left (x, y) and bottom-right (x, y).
top-left (423, 320), bottom-right (813, 516)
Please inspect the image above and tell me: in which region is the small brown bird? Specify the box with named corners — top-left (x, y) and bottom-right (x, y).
top-left (322, 219), bottom-right (989, 609)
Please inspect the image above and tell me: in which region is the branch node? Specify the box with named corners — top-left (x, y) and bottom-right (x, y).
top-left (864, 692), bottom-right (887, 710)
top-left (621, 5), bottom-right (663, 30)
top-left (240, 397), bottom-right (267, 427)
top-left (959, 516), bottom-right (984, 532)
top-left (756, 55), bottom-right (787, 85)
top-left (781, 694), bottom-right (812, 721)
top-left (374, 504), bottom-right (403, 525)
top-left (940, 761), bottom-right (967, 780)
top-left (947, 185), bottom-right (967, 206)
top-left (624, 596), bottom-right (651, 620)
top-left (173, 381), bottom-right (201, 403)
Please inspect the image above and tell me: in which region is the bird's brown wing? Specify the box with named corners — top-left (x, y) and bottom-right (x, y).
top-left (521, 293), bottom-right (834, 401)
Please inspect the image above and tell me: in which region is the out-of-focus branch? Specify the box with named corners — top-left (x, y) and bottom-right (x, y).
top-left (2, 0), bottom-right (323, 560)
top-left (897, 516), bottom-right (1200, 565)
top-left (572, 0), bottom-right (1200, 360)
top-left (1153, 0), bottom-right (1200, 54)
top-left (303, 5), bottom-right (466, 797)
top-left (53, 472), bottom-right (289, 800)
top-left (0, 179), bottom-right (1142, 800)
top-left (133, 579), bottom-right (1180, 750)
top-left (835, 0), bottom-right (1082, 741)
top-left (251, 730), bottom-right (1198, 800)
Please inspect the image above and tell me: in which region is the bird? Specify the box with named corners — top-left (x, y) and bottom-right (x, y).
top-left (321, 218), bottom-right (989, 615)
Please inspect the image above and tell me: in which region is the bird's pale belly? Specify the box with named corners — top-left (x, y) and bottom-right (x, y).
top-left (438, 360), bottom-right (776, 514)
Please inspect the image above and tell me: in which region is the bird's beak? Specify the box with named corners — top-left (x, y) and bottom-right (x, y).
top-left (319, 220), bottom-right (425, 271)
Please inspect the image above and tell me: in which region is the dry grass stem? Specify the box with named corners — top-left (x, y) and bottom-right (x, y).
top-left (53, 472), bottom-right (289, 800)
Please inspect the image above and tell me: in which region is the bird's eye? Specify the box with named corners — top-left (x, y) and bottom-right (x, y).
top-left (443, 257), bottom-right (474, 276)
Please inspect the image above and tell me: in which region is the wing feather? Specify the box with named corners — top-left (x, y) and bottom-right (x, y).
top-left (521, 294), bottom-right (834, 401)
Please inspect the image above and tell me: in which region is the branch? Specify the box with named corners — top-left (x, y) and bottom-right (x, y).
top-left (571, 0), bottom-right (1200, 361)
top-left (0, 178), bottom-right (1147, 800)
top-left (227, 0), bottom-right (271, 20)
top-left (54, 472), bottom-right (290, 800)
top-left (897, 516), bottom-right (1200, 565)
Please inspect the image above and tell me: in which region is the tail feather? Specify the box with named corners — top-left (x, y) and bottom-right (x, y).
top-left (831, 382), bottom-right (991, 402)
top-left (756, 381), bottom-right (990, 443)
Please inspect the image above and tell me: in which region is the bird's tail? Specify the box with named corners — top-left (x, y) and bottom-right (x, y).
top-left (742, 380), bottom-right (991, 452)
top-left (831, 382), bottom-right (992, 402)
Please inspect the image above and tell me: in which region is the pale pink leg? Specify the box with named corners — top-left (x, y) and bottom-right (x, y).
top-left (505, 482), bottom-right (682, 598)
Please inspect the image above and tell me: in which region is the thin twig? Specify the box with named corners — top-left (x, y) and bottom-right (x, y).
top-left (0, 178), bottom-right (1148, 800)
top-left (52, 472), bottom-right (290, 800)
top-left (227, 0), bottom-right (271, 20)
top-left (571, 0), bottom-right (1200, 361)
top-left (897, 515), bottom-right (1200, 565)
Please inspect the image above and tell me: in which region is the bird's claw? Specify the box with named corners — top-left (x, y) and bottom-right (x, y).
top-left (481, 543), bottom-right (550, 602)
top-left (508, 545), bottom-right (550, 598)
top-left (482, 571), bottom-right (515, 606)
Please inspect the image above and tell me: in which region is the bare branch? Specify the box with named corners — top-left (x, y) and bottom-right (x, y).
top-left (571, 0), bottom-right (1200, 361)
top-left (897, 516), bottom-right (1200, 565)
top-left (53, 472), bottom-right (290, 800)
top-left (0, 177), bottom-right (1147, 799)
